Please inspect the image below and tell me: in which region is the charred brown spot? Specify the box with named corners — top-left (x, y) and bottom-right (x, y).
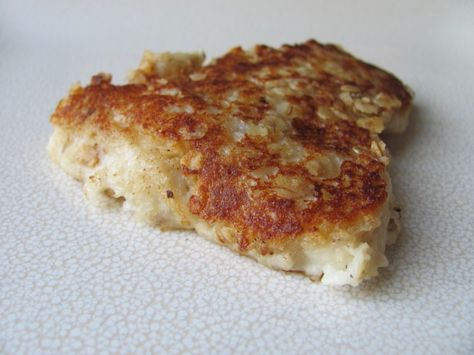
top-left (292, 118), bottom-right (371, 153)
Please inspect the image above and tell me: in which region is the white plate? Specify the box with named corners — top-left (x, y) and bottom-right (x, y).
top-left (1, 1), bottom-right (473, 353)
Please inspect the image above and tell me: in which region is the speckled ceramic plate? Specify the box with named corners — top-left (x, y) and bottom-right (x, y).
top-left (1, 1), bottom-right (473, 354)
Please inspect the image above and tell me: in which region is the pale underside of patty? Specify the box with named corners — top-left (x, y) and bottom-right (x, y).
top-left (48, 40), bottom-right (411, 286)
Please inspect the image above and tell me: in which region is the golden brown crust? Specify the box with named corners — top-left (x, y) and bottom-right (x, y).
top-left (51, 39), bottom-right (412, 251)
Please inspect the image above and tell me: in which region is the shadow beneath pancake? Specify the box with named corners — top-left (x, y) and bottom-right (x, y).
top-left (382, 105), bottom-right (424, 160)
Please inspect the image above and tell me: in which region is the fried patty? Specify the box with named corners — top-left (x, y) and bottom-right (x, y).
top-left (48, 40), bottom-right (412, 285)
